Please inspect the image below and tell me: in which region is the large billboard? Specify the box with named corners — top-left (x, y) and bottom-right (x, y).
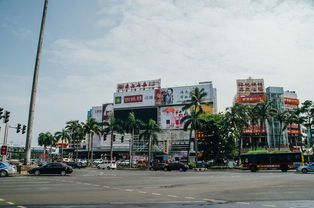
top-left (114, 108), bottom-right (158, 123)
top-left (160, 106), bottom-right (190, 129)
top-left (117, 79), bottom-right (161, 92)
top-left (102, 103), bottom-right (113, 122)
top-left (237, 78), bottom-right (264, 96)
top-left (114, 89), bottom-right (156, 109)
top-left (159, 84), bottom-right (215, 106)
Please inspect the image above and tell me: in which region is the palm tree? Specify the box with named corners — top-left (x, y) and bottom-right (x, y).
top-left (66, 120), bottom-right (83, 161)
top-left (49, 133), bottom-right (57, 162)
top-left (125, 112), bottom-right (143, 168)
top-left (273, 111), bottom-right (288, 150)
top-left (83, 118), bottom-right (101, 164)
top-left (225, 103), bottom-right (249, 164)
top-left (253, 100), bottom-right (276, 149)
top-left (38, 132), bottom-right (52, 161)
top-left (102, 116), bottom-right (124, 163)
top-left (140, 119), bottom-right (159, 167)
top-left (54, 129), bottom-right (70, 160)
top-left (182, 87), bottom-right (207, 113)
top-left (181, 110), bottom-right (206, 162)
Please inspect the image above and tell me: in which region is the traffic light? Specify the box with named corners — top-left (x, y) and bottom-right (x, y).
top-left (22, 125), bottom-right (26, 134)
top-left (0, 108), bottom-right (3, 119)
top-left (121, 136), bottom-right (124, 143)
top-left (4, 111), bottom-right (10, 123)
top-left (103, 134), bottom-right (107, 141)
top-left (113, 134), bottom-right (116, 142)
top-left (17, 124), bottom-right (21, 133)
top-left (1, 145), bottom-right (8, 155)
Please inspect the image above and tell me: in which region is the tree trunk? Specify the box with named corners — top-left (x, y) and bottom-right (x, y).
top-left (75, 139), bottom-right (79, 161)
top-left (129, 129), bottom-right (134, 168)
top-left (87, 133), bottom-right (90, 163)
top-left (237, 131), bottom-right (243, 165)
top-left (50, 145), bottom-right (53, 162)
top-left (194, 129), bottom-right (198, 162)
top-left (61, 138), bottom-right (64, 161)
top-left (43, 146), bottom-right (47, 161)
top-left (110, 131), bottom-right (114, 163)
top-left (90, 133), bottom-right (94, 163)
top-left (148, 135), bottom-right (152, 167)
top-left (187, 128), bottom-right (192, 163)
top-left (278, 122), bottom-right (282, 150)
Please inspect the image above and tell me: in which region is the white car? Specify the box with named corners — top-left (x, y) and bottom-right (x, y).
top-left (93, 159), bottom-right (104, 165)
top-left (97, 161), bottom-right (117, 170)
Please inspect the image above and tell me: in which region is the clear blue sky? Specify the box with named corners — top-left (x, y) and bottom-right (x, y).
top-left (1, 0), bottom-right (314, 146)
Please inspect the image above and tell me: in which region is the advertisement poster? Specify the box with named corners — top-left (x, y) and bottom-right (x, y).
top-left (160, 106), bottom-right (190, 129)
top-left (114, 89), bottom-right (156, 109)
top-left (117, 79), bottom-right (161, 92)
top-left (160, 84), bottom-right (214, 106)
top-left (102, 103), bottom-right (113, 122)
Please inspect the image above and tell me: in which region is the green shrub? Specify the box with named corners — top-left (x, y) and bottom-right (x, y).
top-left (210, 166), bottom-right (229, 169)
top-left (188, 162), bottom-right (196, 169)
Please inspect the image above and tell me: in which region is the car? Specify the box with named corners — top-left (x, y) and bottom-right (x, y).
top-left (66, 162), bottom-right (82, 169)
top-left (93, 159), bottom-right (104, 165)
top-left (28, 162), bottom-right (73, 176)
top-left (0, 161), bottom-right (17, 177)
top-left (150, 163), bottom-right (167, 171)
top-left (97, 161), bottom-right (117, 170)
top-left (296, 163), bottom-right (314, 174)
top-left (164, 162), bottom-right (189, 172)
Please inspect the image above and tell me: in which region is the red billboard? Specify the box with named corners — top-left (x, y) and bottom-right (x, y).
top-left (236, 96), bottom-right (266, 103)
top-left (124, 95), bottom-right (143, 103)
top-left (284, 97), bottom-right (299, 105)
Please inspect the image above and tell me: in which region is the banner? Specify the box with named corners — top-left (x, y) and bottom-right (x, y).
top-left (236, 96), bottom-right (266, 103)
top-left (117, 79), bottom-right (161, 92)
top-left (237, 78), bottom-right (264, 96)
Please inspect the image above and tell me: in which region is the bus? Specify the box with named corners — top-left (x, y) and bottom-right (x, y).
top-left (241, 151), bottom-right (304, 172)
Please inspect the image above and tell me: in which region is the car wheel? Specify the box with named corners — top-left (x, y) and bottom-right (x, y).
top-left (34, 170), bottom-right (40, 176)
top-left (302, 168), bottom-right (308, 174)
top-left (60, 170), bottom-right (66, 176)
top-left (163, 167), bottom-right (168, 171)
top-left (179, 168), bottom-right (183, 172)
top-left (250, 166), bottom-right (257, 172)
top-left (281, 165), bottom-right (288, 172)
top-left (0, 170), bottom-right (8, 177)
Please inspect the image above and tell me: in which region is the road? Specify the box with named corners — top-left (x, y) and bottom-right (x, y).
top-left (0, 168), bottom-right (314, 207)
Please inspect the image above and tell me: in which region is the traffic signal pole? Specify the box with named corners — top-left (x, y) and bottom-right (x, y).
top-left (24, 0), bottom-right (48, 165)
top-left (2, 123), bottom-right (9, 161)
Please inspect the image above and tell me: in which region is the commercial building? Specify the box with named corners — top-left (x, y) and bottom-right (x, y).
top-left (234, 77), bottom-right (302, 151)
top-left (85, 79), bottom-right (217, 161)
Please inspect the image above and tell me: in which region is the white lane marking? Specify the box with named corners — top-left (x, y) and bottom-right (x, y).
top-left (262, 205), bottom-right (277, 207)
top-left (184, 197), bottom-right (195, 199)
top-left (103, 185), bottom-right (110, 188)
top-left (152, 193), bottom-right (161, 196)
top-left (17, 206), bottom-right (28, 208)
top-left (138, 191), bottom-right (147, 194)
top-left (6, 201), bottom-right (15, 205)
top-left (237, 202), bottom-right (250, 205)
top-left (0, 198), bottom-right (4, 201)
top-left (167, 195), bottom-right (177, 198)
top-left (125, 189), bottom-right (134, 192)
top-left (93, 184), bottom-right (100, 187)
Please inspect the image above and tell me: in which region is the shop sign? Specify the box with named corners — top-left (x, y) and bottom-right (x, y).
top-left (124, 95), bottom-right (143, 103)
top-left (284, 97), bottom-right (299, 105)
top-left (236, 96), bottom-right (266, 103)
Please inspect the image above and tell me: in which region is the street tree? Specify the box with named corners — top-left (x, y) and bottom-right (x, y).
top-left (38, 132), bottom-right (52, 161)
top-left (139, 119), bottom-right (159, 166)
top-left (83, 118), bottom-right (101, 164)
top-left (54, 129), bottom-right (70, 160)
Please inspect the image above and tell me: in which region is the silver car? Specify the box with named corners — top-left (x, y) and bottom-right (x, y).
top-left (0, 161), bottom-right (17, 177)
top-left (296, 163), bottom-right (314, 174)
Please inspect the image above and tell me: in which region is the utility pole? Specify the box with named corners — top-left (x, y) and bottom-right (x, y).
top-left (24, 0), bottom-right (49, 165)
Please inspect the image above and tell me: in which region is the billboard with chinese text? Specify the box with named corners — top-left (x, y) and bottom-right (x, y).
top-left (117, 79), bottom-right (161, 92)
top-left (237, 78), bottom-right (264, 96)
top-left (114, 89), bottom-right (155, 109)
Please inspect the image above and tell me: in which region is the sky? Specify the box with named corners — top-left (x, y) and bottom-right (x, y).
top-left (1, 0), bottom-right (314, 146)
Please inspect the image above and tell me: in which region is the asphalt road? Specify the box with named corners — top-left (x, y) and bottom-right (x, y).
top-left (0, 168), bottom-right (314, 208)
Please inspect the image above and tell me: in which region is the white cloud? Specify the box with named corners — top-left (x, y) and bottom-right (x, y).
top-left (4, 0), bottom-right (314, 145)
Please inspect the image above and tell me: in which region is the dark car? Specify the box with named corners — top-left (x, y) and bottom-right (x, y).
top-left (28, 162), bottom-right (73, 176)
top-left (66, 162), bottom-right (82, 169)
top-left (164, 162), bottom-right (189, 172)
top-left (150, 163), bottom-right (167, 171)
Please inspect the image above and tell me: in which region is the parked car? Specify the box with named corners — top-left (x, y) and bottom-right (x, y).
top-left (296, 163), bottom-right (314, 174)
top-left (0, 161), bottom-right (17, 177)
top-left (28, 162), bottom-right (73, 176)
top-left (150, 163), bottom-right (167, 171)
top-left (136, 160), bottom-right (147, 168)
top-left (93, 159), bottom-right (104, 165)
top-left (97, 161), bottom-right (117, 170)
top-left (66, 162), bottom-right (82, 169)
top-left (164, 162), bottom-right (189, 172)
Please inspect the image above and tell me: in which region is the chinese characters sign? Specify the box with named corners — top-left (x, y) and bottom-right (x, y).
top-left (117, 79), bottom-right (161, 92)
top-left (237, 78), bottom-right (264, 96)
